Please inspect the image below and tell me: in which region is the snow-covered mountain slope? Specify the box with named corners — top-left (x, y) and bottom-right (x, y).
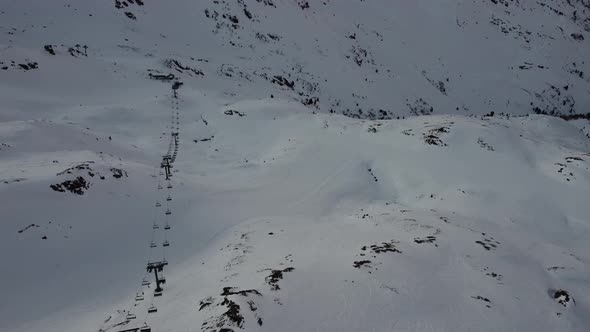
top-left (2, 93), bottom-right (590, 332)
top-left (1, 0), bottom-right (589, 119)
top-left (1, 1), bottom-right (590, 332)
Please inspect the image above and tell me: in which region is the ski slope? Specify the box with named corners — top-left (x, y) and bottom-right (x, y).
top-left (1, 0), bottom-right (590, 331)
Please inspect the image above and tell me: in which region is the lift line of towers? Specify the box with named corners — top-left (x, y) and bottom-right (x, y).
top-left (117, 82), bottom-right (182, 332)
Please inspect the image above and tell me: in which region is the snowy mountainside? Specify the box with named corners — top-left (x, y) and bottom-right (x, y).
top-left (2, 95), bottom-right (590, 331)
top-left (1, 1), bottom-right (590, 332)
top-left (1, 0), bottom-right (589, 119)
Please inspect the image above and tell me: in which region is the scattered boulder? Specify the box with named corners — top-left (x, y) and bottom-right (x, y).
top-left (44, 45), bottom-right (56, 55)
top-left (553, 289), bottom-right (575, 307)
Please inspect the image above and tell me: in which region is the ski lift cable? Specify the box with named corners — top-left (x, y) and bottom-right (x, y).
top-left (123, 267), bottom-right (151, 327)
top-left (119, 94), bottom-right (182, 332)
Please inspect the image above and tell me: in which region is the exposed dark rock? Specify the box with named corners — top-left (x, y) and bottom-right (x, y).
top-left (221, 287), bottom-right (262, 297)
top-left (353, 260), bottom-right (371, 268)
top-left (50, 176), bottom-right (89, 195)
top-left (224, 110), bottom-right (245, 117)
top-left (265, 267), bottom-right (295, 291)
top-left (571, 32), bottom-right (584, 41)
top-left (553, 289), bottom-right (575, 307)
top-left (44, 44), bottom-right (56, 55)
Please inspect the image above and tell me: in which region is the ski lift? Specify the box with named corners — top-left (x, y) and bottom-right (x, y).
top-left (165, 209), bottom-right (171, 215)
top-left (163, 240), bottom-right (170, 247)
top-left (150, 242), bottom-right (157, 248)
top-left (140, 324), bottom-right (152, 332)
top-left (155, 201), bottom-right (161, 207)
top-left (126, 313), bottom-right (137, 320)
top-left (148, 305), bottom-right (157, 313)
top-left (164, 224), bottom-right (171, 230)
top-left (166, 195), bottom-right (172, 201)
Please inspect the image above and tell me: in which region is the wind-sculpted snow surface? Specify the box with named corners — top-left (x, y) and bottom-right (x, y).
top-left (1, 1), bottom-right (590, 332)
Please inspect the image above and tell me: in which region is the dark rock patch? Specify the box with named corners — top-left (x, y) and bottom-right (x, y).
top-left (221, 287), bottom-right (262, 297)
top-left (224, 110), bottom-right (245, 117)
top-left (44, 44), bottom-right (56, 55)
top-left (553, 289), bottom-right (575, 307)
top-left (50, 176), bottom-right (89, 195)
top-left (370, 241), bottom-right (402, 254)
top-left (353, 260), bottom-right (371, 268)
top-left (265, 267), bottom-right (295, 291)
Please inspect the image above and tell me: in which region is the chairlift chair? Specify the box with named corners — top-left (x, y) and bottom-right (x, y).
top-left (163, 240), bottom-right (170, 247)
top-left (154, 289), bottom-right (163, 297)
top-left (147, 305), bottom-right (157, 313)
top-left (142, 279), bottom-right (150, 286)
top-left (135, 292), bottom-right (144, 301)
top-left (165, 209), bottom-right (171, 215)
top-left (159, 170), bottom-right (164, 175)
top-left (157, 184), bottom-right (163, 190)
top-left (150, 242), bottom-right (157, 248)
top-left (164, 224), bottom-right (171, 230)
top-left (166, 196), bottom-right (172, 201)
top-left (140, 324), bottom-right (152, 332)
top-left (126, 313), bottom-right (137, 320)
top-left (152, 224), bottom-right (159, 230)
top-left (167, 183), bottom-right (173, 189)
top-left (155, 201), bottom-right (161, 207)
